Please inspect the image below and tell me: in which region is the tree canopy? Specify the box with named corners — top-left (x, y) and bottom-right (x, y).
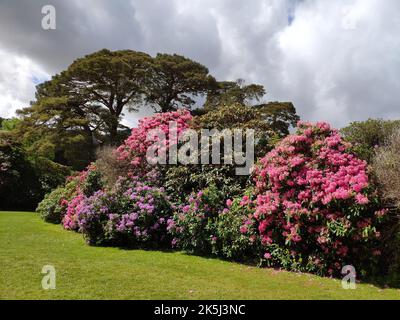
top-left (203, 79), bottom-right (265, 110)
top-left (145, 53), bottom-right (216, 112)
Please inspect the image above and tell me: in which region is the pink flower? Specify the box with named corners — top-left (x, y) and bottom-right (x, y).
top-left (355, 194), bottom-right (369, 205)
top-left (264, 252), bottom-right (272, 259)
top-left (240, 226), bottom-right (248, 234)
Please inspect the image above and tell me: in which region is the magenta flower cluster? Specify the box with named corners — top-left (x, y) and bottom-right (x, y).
top-left (250, 121), bottom-right (386, 275)
top-left (116, 109), bottom-right (192, 168)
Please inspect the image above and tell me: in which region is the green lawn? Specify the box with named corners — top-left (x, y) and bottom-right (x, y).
top-left (1, 211), bottom-right (399, 300)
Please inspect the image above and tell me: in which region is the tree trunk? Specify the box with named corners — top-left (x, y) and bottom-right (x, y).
top-left (108, 117), bottom-right (119, 145)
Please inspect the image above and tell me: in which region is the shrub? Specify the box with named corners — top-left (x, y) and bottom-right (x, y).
top-left (76, 170), bottom-right (173, 247)
top-left (0, 135), bottom-right (43, 210)
top-left (116, 109), bottom-right (192, 172)
top-left (37, 164), bottom-right (103, 225)
top-left (95, 146), bottom-right (131, 188)
top-left (63, 193), bottom-right (85, 230)
top-left (61, 165), bottom-right (104, 230)
top-left (372, 128), bottom-right (400, 285)
top-left (36, 178), bottom-right (78, 223)
top-left (373, 128), bottom-right (400, 209)
top-left (165, 164), bottom-right (248, 203)
top-left (251, 121), bottom-right (387, 276)
top-left (341, 118), bottom-right (400, 162)
top-left (213, 192), bottom-right (263, 262)
top-left (80, 166), bottom-right (103, 196)
top-left (169, 185), bottom-right (225, 255)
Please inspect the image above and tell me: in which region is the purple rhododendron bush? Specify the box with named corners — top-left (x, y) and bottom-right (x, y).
top-left (36, 111), bottom-right (391, 279)
top-left (76, 170), bottom-right (173, 247)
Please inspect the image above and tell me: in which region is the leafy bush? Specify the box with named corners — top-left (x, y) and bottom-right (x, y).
top-left (169, 185), bottom-right (225, 255)
top-left (32, 157), bottom-right (71, 195)
top-left (36, 178), bottom-right (78, 223)
top-left (0, 135), bottom-right (43, 210)
top-left (251, 121), bottom-right (387, 276)
top-left (95, 146), bottom-right (131, 188)
top-left (165, 164), bottom-right (248, 203)
top-left (341, 118), bottom-right (400, 162)
top-left (213, 193), bottom-right (262, 262)
top-left (61, 165), bottom-right (103, 230)
top-left (80, 166), bottom-right (103, 196)
top-left (372, 128), bottom-right (400, 285)
top-left (36, 164), bottom-right (103, 225)
top-left (76, 170), bottom-right (173, 247)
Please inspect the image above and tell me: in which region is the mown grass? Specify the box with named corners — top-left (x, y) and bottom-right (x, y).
top-left (0, 211), bottom-right (399, 300)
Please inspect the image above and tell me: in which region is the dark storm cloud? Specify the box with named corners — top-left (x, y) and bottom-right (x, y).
top-left (0, 0), bottom-right (145, 73)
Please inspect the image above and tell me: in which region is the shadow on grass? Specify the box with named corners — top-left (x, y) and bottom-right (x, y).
top-left (58, 219), bottom-right (400, 290)
top-left (113, 245), bottom-right (400, 290)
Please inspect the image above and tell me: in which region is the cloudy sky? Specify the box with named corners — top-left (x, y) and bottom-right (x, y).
top-left (0, 0), bottom-right (399, 128)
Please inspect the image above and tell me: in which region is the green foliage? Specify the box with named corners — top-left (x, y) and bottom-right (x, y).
top-left (196, 102), bottom-right (299, 156)
top-left (145, 53), bottom-right (216, 112)
top-left (32, 157), bottom-right (72, 195)
top-left (341, 118), bottom-right (400, 162)
top-left (165, 164), bottom-right (248, 203)
top-left (372, 127), bottom-right (400, 285)
top-left (16, 102), bottom-right (97, 170)
top-left (0, 125), bottom-right (71, 210)
top-left (80, 168), bottom-right (103, 197)
top-left (255, 101), bottom-right (300, 138)
top-left (36, 178), bottom-right (78, 223)
top-left (170, 185), bottom-right (225, 255)
top-left (213, 194), bottom-right (262, 262)
top-left (0, 135), bottom-right (42, 210)
top-left (203, 79), bottom-right (265, 109)
top-left (0, 118), bottom-right (20, 131)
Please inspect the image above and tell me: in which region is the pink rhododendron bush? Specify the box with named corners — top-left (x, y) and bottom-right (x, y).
top-left (249, 121), bottom-right (387, 276)
top-left (116, 109), bottom-right (192, 171)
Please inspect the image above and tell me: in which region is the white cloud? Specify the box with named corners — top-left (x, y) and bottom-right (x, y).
top-left (273, 0), bottom-right (400, 127)
top-left (0, 46), bottom-right (49, 118)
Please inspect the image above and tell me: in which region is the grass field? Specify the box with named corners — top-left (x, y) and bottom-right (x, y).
top-left (1, 211), bottom-right (399, 300)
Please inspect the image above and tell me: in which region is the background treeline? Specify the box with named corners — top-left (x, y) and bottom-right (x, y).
top-left (0, 49), bottom-right (298, 210)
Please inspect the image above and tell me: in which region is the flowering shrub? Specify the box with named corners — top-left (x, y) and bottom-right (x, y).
top-left (76, 171), bottom-right (173, 247)
top-left (63, 193), bottom-right (85, 230)
top-left (62, 166), bottom-right (103, 230)
top-left (165, 164), bottom-right (247, 203)
top-left (169, 185), bottom-right (225, 255)
top-left (36, 177), bottom-right (79, 223)
top-left (251, 121), bottom-right (387, 276)
top-left (213, 192), bottom-right (262, 262)
top-left (116, 109), bottom-right (192, 170)
top-left (36, 164), bottom-right (103, 226)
